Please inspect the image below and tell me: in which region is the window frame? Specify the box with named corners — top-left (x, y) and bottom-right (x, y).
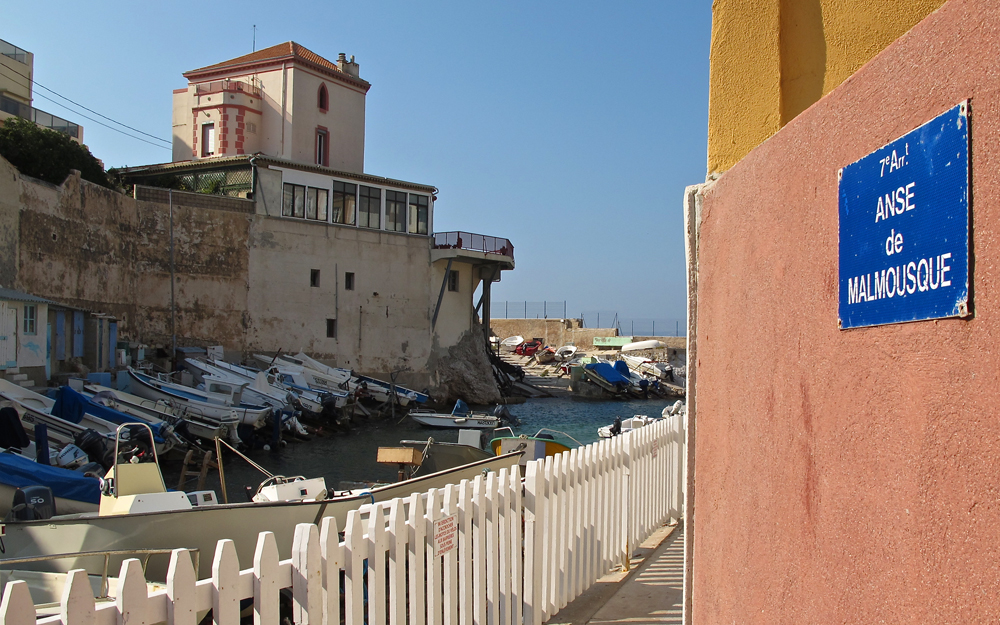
top-left (408, 193), bottom-right (429, 234)
top-left (201, 122), bottom-right (215, 157)
top-left (331, 181), bottom-right (357, 225)
top-left (318, 84), bottom-right (329, 112)
top-left (326, 318), bottom-right (337, 338)
top-left (358, 185), bottom-right (382, 230)
top-left (282, 183), bottom-right (306, 218)
top-left (385, 190), bottom-right (407, 233)
top-left (22, 304), bottom-right (36, 335)
top-left (315, 127), bottom-right (329, 167)
top-left (345, 272), bottom-right (355, 291)
top-left (310, 269), bottom-right (321, 288)
top-left (447, 270), bottom-right (459, 292)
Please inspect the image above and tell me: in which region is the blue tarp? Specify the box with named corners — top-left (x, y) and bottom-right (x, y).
top-left (452, 399), bottom-right (471, 416)
top-left (51, 386), bottom-right (166, 442)
top-left (613, 361), bottom-right (631, 378)
top-left (0, 452), bottom-right (100, 504)
top-left (584, 362), bottom-right (631, 390)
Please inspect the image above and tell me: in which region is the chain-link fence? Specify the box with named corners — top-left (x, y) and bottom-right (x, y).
top-left (492, 301), bottom-right (567, 319)
top-left (580, 311), bottom-right (686, 337)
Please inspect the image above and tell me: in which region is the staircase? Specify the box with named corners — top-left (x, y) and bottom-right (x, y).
top-left (497, 352), bottom-right (572, 397)
top-left (2, 368), bottom-right (33, 388)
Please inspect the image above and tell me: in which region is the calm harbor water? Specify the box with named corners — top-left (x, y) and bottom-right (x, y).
top-left (167, 396), bottom-right (679, 500)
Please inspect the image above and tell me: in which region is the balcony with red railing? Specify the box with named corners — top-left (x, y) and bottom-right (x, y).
top-left (194, 79), bottom-right (262, 98)
top-left (433, 231), bottom-right (514, 260)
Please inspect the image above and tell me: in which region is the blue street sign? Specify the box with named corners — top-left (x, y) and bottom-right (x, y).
top-left (838, 102), bottom-right (970, 329)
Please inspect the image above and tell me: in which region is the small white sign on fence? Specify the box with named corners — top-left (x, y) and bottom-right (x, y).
top-left (434, 514), bottom-right (457, 555)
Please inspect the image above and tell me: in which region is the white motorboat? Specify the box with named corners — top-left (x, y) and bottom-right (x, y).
top-left (409, 400), bottom-right (503, 430)
top-left (598, 414), bottom-right (660, 438)
top-left (620, 354), bottom-right (675, 382)
top-left (620, 339), bottom-right (668, 352)
top-left (0, 379), bottom-right (178, 455)
top-left (127, 369), bottom-right (271, 430)
top-left (554, 345), bottom-right (578, 361)
top-left (500, 336), bottom-right (524, 352)
top-left (82, 383), bottom-right (240, 446)
top-left (208, 360), bottom-right (341, 411)
top-left (291, 352), bottom-right (428, 405)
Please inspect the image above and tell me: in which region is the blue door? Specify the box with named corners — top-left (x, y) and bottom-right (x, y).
top-left (109, 322), bottom-right (117, 369)
top-left (72, 312), bottom-right (84, 358)
top-left (55, 311), bottom-right (65, 360)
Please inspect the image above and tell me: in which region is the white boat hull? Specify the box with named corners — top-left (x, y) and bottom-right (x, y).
top-left (1, 452), bottom-right (523, 582)
top-left (410, 413), bottom-right (500, 429)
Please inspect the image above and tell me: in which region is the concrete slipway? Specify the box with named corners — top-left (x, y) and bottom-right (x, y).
top-left (546, 523), bottom-right (685, 625)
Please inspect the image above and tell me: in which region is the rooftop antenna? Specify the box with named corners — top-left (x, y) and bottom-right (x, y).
top-left (252, 25), bottom-right (256, 52)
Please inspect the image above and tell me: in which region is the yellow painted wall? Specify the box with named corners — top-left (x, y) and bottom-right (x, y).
top-left (707, 0), bottom-right (946, 174)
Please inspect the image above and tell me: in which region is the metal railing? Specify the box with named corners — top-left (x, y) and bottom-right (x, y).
top-left (0, 94), bottom-right (80, 138)
top-left (0, 39), bottom-right (29, 64)
top-left (194, 78), bottom-right (262, 98)
top-left (493, 300), bottom-right (568, 319)
top-left (433, 231), bottom-right (514, 260)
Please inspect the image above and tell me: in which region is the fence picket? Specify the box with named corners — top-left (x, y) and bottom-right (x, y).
top-left (319, 517), bottom-right (343, 625)
top-left (508, 465), bottom-right (522, 625)
top-left (522, 461), bottom-right (543, 625)
top-left (116, 559), bottom-right (149, 625)
top-left (426, 489), bottom-right (442, 625)
top-left (166, 549), bottom-right (197, 625)
top-left (388, 499), bottom-right (407, 625)
top-left (60, 569), bottom-right (95, 625)
top-left (471, 475), bottom-right (485, 625)
top-left (0, 580), bottom-right (34, 625)
top-left (252, 532), bottom-right (279, 625)
top-left (457, 479), bottom-right (473, 625)
top-left (442, 485), bottom-right (459, 625)
top-left (497, 469), bottom-right (511, 625)
top-left (408, 492), bottom-right (427, 625)
top-left (211, 540), bottom-right (240, 625)
top-left (344, 510), bottom-right (366, 625)
top-left (540, 456), bottom-right (554, 620)
top-left (293, 523), bottom-right (323, 625)
top-left (484, 472), bottom-right (499, 625)
top-left (367, 506), bottom-right (388, 625)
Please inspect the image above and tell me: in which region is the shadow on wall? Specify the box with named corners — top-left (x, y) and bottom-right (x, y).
top-left (780, 0), bottom-right (827, 124)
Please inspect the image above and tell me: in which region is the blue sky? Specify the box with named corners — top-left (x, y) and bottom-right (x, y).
top-left (5, 1), bottom-right (711, 332)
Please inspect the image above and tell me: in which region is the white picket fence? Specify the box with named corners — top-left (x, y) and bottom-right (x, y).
top-left (0, 414), bottom-right (685, 625)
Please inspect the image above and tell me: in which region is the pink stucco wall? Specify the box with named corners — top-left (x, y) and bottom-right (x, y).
top-left (693, 1), bottom-right (1000, 622)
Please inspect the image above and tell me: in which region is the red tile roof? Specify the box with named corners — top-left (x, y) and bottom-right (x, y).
top-left (184, 42), bottom-right (368, 89)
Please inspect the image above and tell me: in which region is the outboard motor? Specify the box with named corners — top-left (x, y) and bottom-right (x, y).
top-left (0, 406), bottom-right (29, 450)
top-left (75, 428), bottom-right (114, 470)
top-left (493, 404), bottom-right (521, 426)
top-left (9, 485), bottom-right (56, 520)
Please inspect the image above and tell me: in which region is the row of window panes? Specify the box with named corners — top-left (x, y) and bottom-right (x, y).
top-left (282, 182), bottom-right (429, 234)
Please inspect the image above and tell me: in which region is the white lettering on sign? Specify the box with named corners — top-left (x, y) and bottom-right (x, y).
top-left (433, 515), bottom-right (457, 556)
top-left (874, 182), bottom-right (916, 223)
top-left (879, 145), bottom-right (909, 177)
top-left (846, 253), bottom-right (953, 304)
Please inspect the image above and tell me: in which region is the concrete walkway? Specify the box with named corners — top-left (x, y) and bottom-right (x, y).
top-left (546, 524), bottom-right (685, 625)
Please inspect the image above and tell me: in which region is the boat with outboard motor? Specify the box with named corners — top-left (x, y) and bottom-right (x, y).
top-left (0, 422), bottom-right (525, 582)
top-left (127, 368), bottom-right (271, 430)
top-left (489, 427), bottom-right (582, 462)
top-left (408, 400), bottom-right (520, 429)
top-left (0, 379), bottom-right (179, 455)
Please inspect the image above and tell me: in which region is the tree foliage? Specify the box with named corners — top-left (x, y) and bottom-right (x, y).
top-left (0, 116), bottom-right (111, 188)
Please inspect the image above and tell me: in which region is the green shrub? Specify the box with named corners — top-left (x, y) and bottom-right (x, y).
top-left (0, 116), bottom-right (111, 188)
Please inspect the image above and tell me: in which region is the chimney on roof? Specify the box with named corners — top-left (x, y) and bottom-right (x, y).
top-left (337, 52), bottom-right (361, 78)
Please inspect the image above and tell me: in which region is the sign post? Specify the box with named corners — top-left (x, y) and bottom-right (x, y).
top-left (838, 102), bottom-right (970, 329)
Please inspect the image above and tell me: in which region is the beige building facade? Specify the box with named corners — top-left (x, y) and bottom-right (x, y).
top-left (171, 42), bottom-right (367, 173)
top-left (0, 38), bottom-right (82, 142)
